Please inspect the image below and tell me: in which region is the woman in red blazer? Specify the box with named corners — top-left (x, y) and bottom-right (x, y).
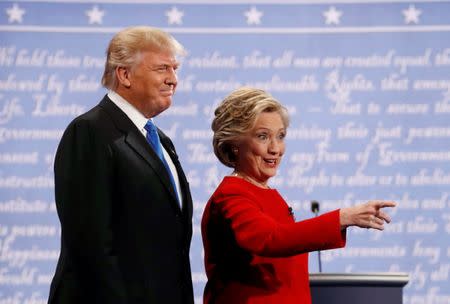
top-left (201, 87), bottom-right (396, 304)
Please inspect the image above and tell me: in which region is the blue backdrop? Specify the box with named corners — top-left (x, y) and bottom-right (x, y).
top-left (1, 0), bottom-right (450, 303)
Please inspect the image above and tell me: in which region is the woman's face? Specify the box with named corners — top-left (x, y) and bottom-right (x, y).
top-left (235, 111), bottom-right (286, 185)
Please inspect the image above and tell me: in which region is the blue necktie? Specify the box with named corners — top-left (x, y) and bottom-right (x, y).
top-left (144, 120), bottom-right (180, 206)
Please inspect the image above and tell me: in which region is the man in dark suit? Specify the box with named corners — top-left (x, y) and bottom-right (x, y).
top-left (48, 26), bottom-right (194, 304)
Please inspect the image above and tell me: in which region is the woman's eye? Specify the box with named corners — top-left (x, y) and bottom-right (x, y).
top-left (257, 134), bottom-right (268, 140)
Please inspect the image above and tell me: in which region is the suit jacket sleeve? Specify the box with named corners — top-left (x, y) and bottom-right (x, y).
top-left (213, 189), bottom-right (346, 258)
top-left (54, 118), bottom-right (128, 302)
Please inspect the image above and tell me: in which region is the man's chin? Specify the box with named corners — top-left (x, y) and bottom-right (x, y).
top-left (158, 99), bottom-right (172, 112)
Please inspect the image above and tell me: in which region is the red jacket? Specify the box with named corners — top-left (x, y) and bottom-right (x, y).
top-left (201, 176), bottom-right (346, 304)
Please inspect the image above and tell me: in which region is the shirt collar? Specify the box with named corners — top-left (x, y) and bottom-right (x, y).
top-left (107, 91), bottom-right (150, 134)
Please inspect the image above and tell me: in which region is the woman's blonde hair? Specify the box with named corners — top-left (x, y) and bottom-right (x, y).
top-left (212, 87), bottom-right (289, 168)
top-left (101, 26), bottom-right (185, 90)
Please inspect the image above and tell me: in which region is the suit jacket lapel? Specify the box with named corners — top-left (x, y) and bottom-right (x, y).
top-left (159, 132), bottom-right (193, 217)
top-left (98, 96), bottom-right (180, 208)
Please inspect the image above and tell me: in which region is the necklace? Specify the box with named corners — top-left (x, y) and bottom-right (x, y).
top-left (232, 171), bottom-right (270, 189)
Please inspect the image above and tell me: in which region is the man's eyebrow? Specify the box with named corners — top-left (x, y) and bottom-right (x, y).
top-left (151, 62), bottom-right (180, 68)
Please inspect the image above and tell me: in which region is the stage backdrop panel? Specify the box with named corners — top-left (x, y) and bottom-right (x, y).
top-left (1, 1), bottom-right (450, 303)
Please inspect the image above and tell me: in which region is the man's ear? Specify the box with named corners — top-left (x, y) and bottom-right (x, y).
top-left (115, 66), bottom-right (131, 88)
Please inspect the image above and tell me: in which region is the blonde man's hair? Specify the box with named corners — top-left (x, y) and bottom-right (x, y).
top-left (212, 87), bottom-right (289, 168)
top-left (101, 26), bottom-right (186, 90)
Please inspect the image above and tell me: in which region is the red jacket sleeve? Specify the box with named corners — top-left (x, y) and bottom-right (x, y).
top-left (213, 190), bottom-right (346, 258)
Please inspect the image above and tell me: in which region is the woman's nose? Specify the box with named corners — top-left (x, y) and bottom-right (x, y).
top-left (268, 139), bottom-right (281, 154)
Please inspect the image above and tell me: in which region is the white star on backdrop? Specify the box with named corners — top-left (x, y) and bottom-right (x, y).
top-left (402, 5), bottom-right (421, 24)
top-left (244, 6), bottom-right (263, 25)
top-left (6, 3), bottom-right (26, 23)
top-left (166, 6), bottom-right (184, 25)
top-left (323, 6), bottom-right (342, 25)
top-left (86, 5), bottom-right (105, 25)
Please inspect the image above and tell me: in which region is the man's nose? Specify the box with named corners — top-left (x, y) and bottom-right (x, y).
top-left (165, 68), bottom-right (177, 86)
